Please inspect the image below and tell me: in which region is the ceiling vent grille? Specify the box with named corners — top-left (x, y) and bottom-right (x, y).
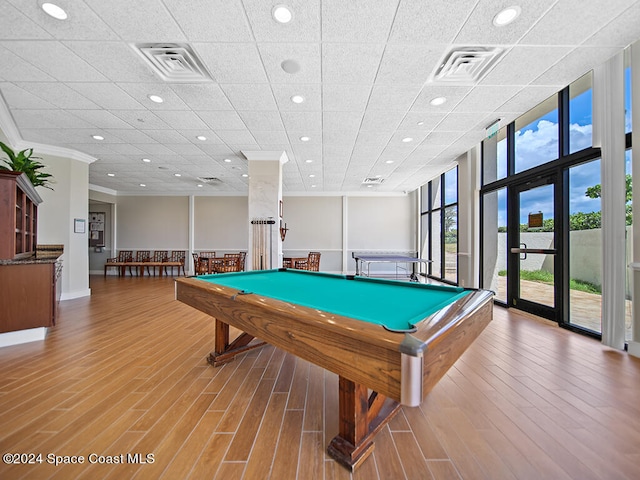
top-left (430, 46), bottom-right (504, 84)
top-left (197, 176), bottom-right (222, 184)
top-left (362, 177), bottom-right (384, 185)
top-left (133, 43), bottom-right (212, 83)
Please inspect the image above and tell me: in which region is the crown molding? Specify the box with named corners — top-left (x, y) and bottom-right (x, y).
top-left (0, 93), bottom-right (97, 165)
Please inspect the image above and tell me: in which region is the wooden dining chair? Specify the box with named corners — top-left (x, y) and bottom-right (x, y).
top-left (295, 252), bottom-right (321, 272)
top-left (104, 250), bottom-right (133, 276)
top-left (147, 250), bottom-right (168, 276)
top-left (192, 253), bottom-right (208, 276)
top-left (166, 250), bottom-right (186, 276)
top-left (216, 253), bottom-right (241, 273)
top-left (129, 250), bottom-right (150, 276)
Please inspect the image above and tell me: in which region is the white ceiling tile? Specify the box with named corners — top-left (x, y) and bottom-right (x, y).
top-left (197, 111), bottom-right (247, 130)
top-left (480, 46), bottom-right (571, 86)
top-left (12, 110), bottom-right (94, 129)
top-left (389, 0), bottom-right (476, 43)
top-left (496, 86), bottom-right (560, 113)
top-left (110, 110), bottom-right (170, 129)
top-left (163, 0), bottom-right (253, 41)
top-left (271, 84), bottom-right (322, 111)
top-left (165, 143), bottom-right (208, 155)
top-left (411, 86), bottom-right (472, 112)
top-left (322, 0), bottom-right (399, 42)
top-left (397, 113), bottom-right (443, 131)
top-left (66, 110), bottom-right (135, 129)
top-left (436, 113), bottom-right (490, 132)
top-left (280, 111), bottom-right (322, 131)
top-left (220, 84), bottom-right (278, 111)
top-left (14, 82), bottom-right (99, 109)
top-left (140, 130), bottom-right (189, 144)
top-left (0, 46), bottom-right (54, 81)
top-left (132, 143), bottom-right (180, 155)
top-left (422, 131), bottom-right (463, 145)
top-left (322, 43), bottom-right (385, 84)
top-left (153, 111), bottom-right (209, 130)
top-left (0, 83), bottom-right (57, 109)
top-left (375, 45), bottom-right (444, 84)
top-left (0, 2), bottom-right (51, 39)
top-left (323, 111), bottom-right (363, 132)
top-left (239, 111), bottom-right (285, 131)
top-left (360, 110), bottom-right (404, 131)
top-left (453, 86), bottom-right (522, 113)
top-left (520, 0), bottom-right (636, 45)
top-left (197, 144), bottom-right (235, 155)
top-left (106, 144), bottom-right (147, 155)
top-left (8, 0), bottom-right (118, 40)
top-left (177, 131), bottom-right (225, 144)
top-left (103, 129), bottom-right (156, 143)
top-left (292, 144), bottom-right (322, 160)
top-left (585, 2), bottom-right (640, 47)
top-left (454, 0), bottom-right (556, 45)
top-left (169, 84), bottom-right (234, 111)
top-left (84, 0), bottom-right (186, 42)
top-left (532, 47), bottom-right (622, 87)
top-left (65, 41), bottom-right (160, 83)
top-left (215, 130), bottom-right (257, 145)
top-left (258, 43), bottom-right (321, 84)
top-left (355, 130), bottom-right (393, 146)
top-left (4, 41), bottom-right (107, 82)
top-left (252, 131), bottom-right (291, 145)
top-left (69, 83), bottom-right (145, 110)
top-left (322, 85), bottom-right (371, 111)
top-left (243, 0), bottom-right (321, 42)
top-left (367, 85), bottom-right (422, 111)
top-left (116, 84), bottom-right (190, 110)
top-left (195, 43), bottom-right (268, 83)
top-left (323, 129), bottom-right (358, 145)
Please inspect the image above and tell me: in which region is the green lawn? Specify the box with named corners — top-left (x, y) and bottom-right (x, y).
top-left (497, 269), bottom-right (601, 295)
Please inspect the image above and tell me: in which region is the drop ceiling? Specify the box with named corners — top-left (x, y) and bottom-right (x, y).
top-left (0, 0), bottom-right (638, 195)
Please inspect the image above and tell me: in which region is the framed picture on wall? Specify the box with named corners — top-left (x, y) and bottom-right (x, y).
top-left (74, 218), bottom-right (86, 234)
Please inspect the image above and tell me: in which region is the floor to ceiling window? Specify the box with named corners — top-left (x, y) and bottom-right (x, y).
top-left (420, 166), bottom-right (458, 284)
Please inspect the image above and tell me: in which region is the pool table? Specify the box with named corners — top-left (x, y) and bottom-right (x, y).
top-left (175, 269), bottom-right (493, 470)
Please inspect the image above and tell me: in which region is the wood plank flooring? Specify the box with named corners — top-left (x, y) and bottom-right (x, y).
top-left (1, 275), bottom-right (640, 479)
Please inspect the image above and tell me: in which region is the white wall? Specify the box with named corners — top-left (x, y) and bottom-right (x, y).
top-left (102, 193), bottom-right (416, 275)
top-left (37, 153), bottom-right (90, 299)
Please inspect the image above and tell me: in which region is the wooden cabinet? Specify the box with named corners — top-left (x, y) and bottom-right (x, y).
top-left (0, 171), bottom-right (42, 260)
top-left (0, 261), bottom-right (62, 333)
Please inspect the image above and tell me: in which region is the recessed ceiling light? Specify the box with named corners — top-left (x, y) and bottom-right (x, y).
top-left (417, 121), bottom-right (424, 126)
top-left (386, 160), bottom-right (394, 164)
top-left (281, 59), bottom-right (301, 74)
top-left (107, 173), bottom-right (115, 177)
top-left (41, 2), bottom-right (67, 20)
top-left (291, 95), bottom-right (305, 104)
top-left (196, 135), bottom-right (207, 141)
top-left (430, 97), bottom-right (447, 106)
top-left (242, 174), bottom-right (249, 178)
top-left (305, 159), bottom-right (313, 163)
top-left (300, 136), bottom-right (310, 142)
top-left (311, 184), bottom-right (316, 188)
top-left (272, 5), bottom-right (293, 23)
top-left (402, 137), bottom-right (413, 143)
top-left (309, 174), bottom-right (315, 178)
top-left (197, 184), bottom-right (203, 188)
top-left (140, 183), bottom-right (146, 187)
top-left (367, 185), bottom-right (373, 188)
top-left (493, 6), bottom-right (522, 27)
top-left (174, 173), bottom-right (181, 177)
top-left (148, 94), bottom-right (164, 103)
top-left (92, 135), bottom-right (104, 140)
top-left (142, 158), bottom-right (151, 163)
top-left (224, 158), bottom-right (232, 163)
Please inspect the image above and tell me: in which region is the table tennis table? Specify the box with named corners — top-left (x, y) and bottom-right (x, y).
top-left (352, 253), bottom-right (431, 281)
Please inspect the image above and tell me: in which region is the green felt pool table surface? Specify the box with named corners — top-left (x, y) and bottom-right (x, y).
top-left (193, 269), bottom-right (470, 332)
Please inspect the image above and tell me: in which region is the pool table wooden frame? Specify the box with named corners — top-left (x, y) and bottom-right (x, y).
top-left (175, 270), bottom-right (493, 470)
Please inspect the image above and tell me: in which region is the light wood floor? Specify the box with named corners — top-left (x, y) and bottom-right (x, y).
top-left (1, 276), bottom-right (640, 480)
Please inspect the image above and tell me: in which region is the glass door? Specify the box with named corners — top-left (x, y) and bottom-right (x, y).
top-left (508, 176), bottom-right (560, 320)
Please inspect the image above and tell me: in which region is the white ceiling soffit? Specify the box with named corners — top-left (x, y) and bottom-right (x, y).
top-left (132, 43), bottom-right (213, 83)
top-left (430, 46), bottom-right (505, 84)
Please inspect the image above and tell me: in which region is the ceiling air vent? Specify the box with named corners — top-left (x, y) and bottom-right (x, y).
top-left (197, 177), bottom-right (222, 184)
top-left (362, 177), bottom-right (384, 185)
top-left (133, 43), bottom-right (212, 83)
top-left (430, 46), bottom-right (504, 84)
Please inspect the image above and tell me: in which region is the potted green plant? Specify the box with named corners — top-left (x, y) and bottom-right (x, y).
top-left (0, 141), bottom-right (54, 189)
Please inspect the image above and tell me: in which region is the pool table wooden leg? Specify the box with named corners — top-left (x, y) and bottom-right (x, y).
top-left (207, 319), bottom-right (266, 367)
top-left (327, 376), bottom-right (402, 471)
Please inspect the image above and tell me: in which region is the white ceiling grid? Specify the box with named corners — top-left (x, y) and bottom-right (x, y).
top-left (0, 0), bottom-right (638, 195)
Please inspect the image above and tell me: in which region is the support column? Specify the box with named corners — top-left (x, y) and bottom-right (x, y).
top-left (243, 151), bottom-right (288, 271)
